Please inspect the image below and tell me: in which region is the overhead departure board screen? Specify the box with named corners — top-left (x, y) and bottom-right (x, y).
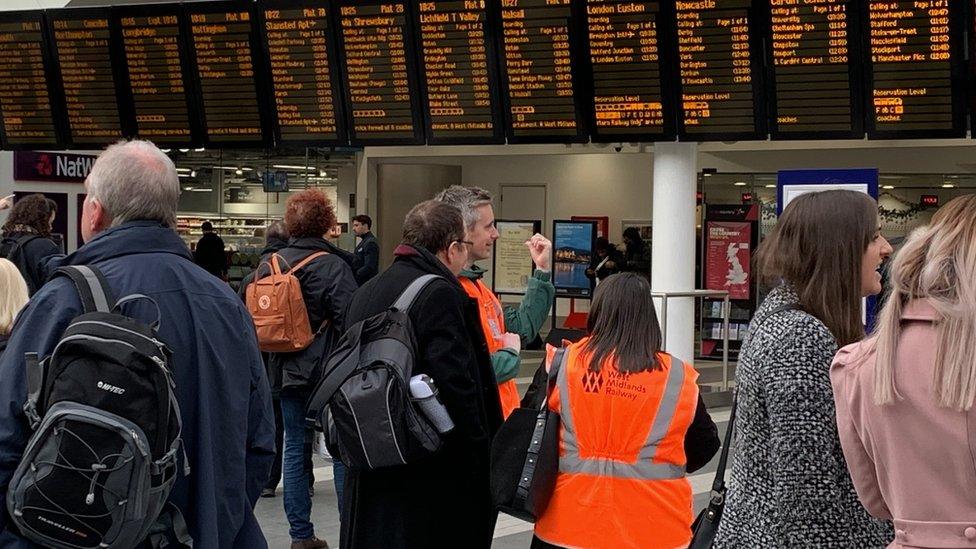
top-left (499, 0), bottom-right (586, 143)
top-left (187, 3), bottom-right (269, 146)
top-left (117, 6), bottom-right (195, 145)
top-left (260, 3), bottom-right (346, 145)
top-left (48, 9), bottom-right (123, 147)
top-left (0, 12), bottom-right (60, 148)
top-left (767, 0), bottom-right (861, 138)
top-left (865, 0), bottom-right (964, 137)
top-left (414, 0), bottom-right (504, 144)
top-left (583, 0), bottom-right (674, 141)
top-left (336, 0), bottom-right (424, 145)
top-left (676, 0), bottom-right (764, 139)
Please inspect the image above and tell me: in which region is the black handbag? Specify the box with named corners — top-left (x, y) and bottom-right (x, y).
top-left (689, 390), bottom-right (737, 548)
top-left (490, 348), bottom-right (567, 522)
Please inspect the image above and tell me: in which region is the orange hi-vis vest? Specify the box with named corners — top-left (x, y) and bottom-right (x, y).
top-left (534, 339), bottom-right (701, 549)
top-left (459, 277), bottom-right (521, 418)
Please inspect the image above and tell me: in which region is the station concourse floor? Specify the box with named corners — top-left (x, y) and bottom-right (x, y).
top-left (255, 352), bottom-right (734, 548)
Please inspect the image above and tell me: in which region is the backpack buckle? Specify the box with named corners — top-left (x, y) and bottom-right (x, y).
top-left (22, 401), bottom-right (40, 430)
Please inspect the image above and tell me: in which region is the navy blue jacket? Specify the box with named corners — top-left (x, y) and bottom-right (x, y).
top-left (0, 221), bottom-right (276, 548)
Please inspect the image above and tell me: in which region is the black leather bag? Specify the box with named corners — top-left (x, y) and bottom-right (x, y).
top-left (490, 348), bottom-right (567, 522)
top-left (689, 390), bottom-right (737, 548)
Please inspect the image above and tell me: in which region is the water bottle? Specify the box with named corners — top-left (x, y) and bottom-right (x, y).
top-left (409, 374), bottom-right (455, 434)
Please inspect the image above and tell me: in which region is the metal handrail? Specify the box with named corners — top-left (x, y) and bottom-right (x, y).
top-left (650, 290), bottom-right (732, 391)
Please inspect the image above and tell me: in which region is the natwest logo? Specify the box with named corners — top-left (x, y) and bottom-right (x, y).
top-left (14, 151), bottom-right (97, 183)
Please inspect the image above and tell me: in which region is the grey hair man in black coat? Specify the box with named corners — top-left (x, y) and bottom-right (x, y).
top-left (340, 200), bottom-right (502, 549)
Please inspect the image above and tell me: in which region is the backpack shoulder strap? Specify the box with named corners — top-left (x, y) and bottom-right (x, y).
top-left (392, 274), bottom-right (442, 312)
top-left (1, 234), bottom-right (40, 258)
top-left (289, 251), bottom-right (329, 273)
top-left (55, 265), bottom-right (116, 314)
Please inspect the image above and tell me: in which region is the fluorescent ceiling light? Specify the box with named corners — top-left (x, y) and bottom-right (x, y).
top-left (194, 148), bottom-right (205, 152)
top-left (734, 181), bottom-right (747, 187)
top-left (942, 184), bottom-right (955, 188)
top-left (882, 185), bottom-right (895, 189)
top-left (273, 164), bottom-right (316, 171)
top-left (764, 184), bottom-right (775, 188)
top-left (176, 168), bottom-right (191, 173)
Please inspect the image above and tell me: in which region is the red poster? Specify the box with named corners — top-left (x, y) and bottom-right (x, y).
top-left (571, 216), bottom-right (609, 239)
top-left (706, 221), bottom-right (751, 300)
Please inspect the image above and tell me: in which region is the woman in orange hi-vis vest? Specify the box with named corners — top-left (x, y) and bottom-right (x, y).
top-left (533, 273), bottom-right (721, 549)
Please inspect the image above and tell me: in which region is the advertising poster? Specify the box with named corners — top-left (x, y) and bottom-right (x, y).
top-left (705, 221), bottom-right (752, 300)
top-left (571, 215), bottom-right (609, 239)
top-left (553, 220), bottom-right (596, 298)
top-left (492, 220), bottom-right (540, 295)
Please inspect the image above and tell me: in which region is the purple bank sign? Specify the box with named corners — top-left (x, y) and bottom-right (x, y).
top-left (14, 151), bottom-right (96, 183)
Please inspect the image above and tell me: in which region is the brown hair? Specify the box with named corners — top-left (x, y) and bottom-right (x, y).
top-left (582, 273), bottom-right (663, 373)
top-left (401, 200), bottom-right (464, 254)
top-left (755, 190), bottom-right (878, 346)
top-left (2, 194), bottom-right (56, 238)
top-left (285, 189), bottom-right (336, 239)
top-left (352, 214), bottom-right (372, 229)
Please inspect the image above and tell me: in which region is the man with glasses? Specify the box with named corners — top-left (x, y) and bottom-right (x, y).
top-left (435, 186), bottom-right (555, 418)
top-left (340, 200), bottom-right (501, 548)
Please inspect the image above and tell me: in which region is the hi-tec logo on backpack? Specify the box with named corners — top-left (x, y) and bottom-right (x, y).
top-left (96, 381), bottom-right (126, 395)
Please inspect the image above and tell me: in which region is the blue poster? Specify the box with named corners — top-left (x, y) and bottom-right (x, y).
top-left (552, 220), bottom-right (596, 297)
top-left (777, 168), bottom-right (878, 214)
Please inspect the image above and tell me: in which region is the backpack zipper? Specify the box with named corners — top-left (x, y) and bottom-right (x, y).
top-left (66, 321), bottom-right (172, 378)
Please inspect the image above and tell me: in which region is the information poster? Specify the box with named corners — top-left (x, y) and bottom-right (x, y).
top-left (571, 215), bottom-right (609, 238)
top-left (705, 220), bottom-right (752, 300)
top-left (552, 220), bottom-right (596, 297)
top-left (492, 220), bottom-right (540, 295)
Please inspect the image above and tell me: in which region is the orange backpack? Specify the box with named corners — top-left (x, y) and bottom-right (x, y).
top-left (246, 251), bottom-right (328, 353)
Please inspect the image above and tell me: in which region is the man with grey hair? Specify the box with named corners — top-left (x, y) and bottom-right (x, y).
top-left (0, 140), bottom-right (276, 548)
top-left (433, 185), bottom-right (554, 418)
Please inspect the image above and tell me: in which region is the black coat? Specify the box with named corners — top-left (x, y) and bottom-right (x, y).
top-left (268, 237), bottom-right (358, 394)
top-left (353, 232), bottom-right (379, 285)
top-left (340, 245), bottom-right (503, 549)
top-left (194, 232), bottom-right (227, 278)
top-left (0, 232), bottom-right (61, 295)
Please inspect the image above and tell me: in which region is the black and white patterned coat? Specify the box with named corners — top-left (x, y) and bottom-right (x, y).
top-left (713, 285), bottom-right (893, 548)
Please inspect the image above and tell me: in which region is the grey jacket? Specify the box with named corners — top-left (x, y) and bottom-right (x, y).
top-left (714, 285), bottom-right (892, 548)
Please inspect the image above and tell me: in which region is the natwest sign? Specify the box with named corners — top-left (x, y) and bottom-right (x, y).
top-left (14, 151), bottom-right (96, 183)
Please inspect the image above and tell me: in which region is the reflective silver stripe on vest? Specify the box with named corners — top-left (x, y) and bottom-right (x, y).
top-left (557, 352), bottom-right (687, 480)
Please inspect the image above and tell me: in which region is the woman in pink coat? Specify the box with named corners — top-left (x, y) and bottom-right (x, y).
top-left (831, 194), bottom-right (976, 549)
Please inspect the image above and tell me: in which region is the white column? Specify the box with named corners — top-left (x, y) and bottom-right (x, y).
top-left (651, 142), bottom-right (698, 364)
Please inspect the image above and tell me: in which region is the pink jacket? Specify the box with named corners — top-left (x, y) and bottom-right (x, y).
top-left (831, 300), bottom-right (976, 549)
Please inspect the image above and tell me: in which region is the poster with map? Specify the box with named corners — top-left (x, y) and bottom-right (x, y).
top-left (705, 221), bottom-right (751, 300)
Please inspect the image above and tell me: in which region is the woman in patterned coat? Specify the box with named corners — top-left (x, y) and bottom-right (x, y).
top-left (713, 190), bottom-right (894, 548)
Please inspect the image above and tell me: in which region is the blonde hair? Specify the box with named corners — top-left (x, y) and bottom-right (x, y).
top-left (0, 258), bottom-right (28, 336)
top-left (872, 194), bottom-right (976, 410)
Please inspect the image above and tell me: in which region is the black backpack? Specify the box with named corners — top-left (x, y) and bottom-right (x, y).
top-left (0, 235), bottom-right (41, 294)
top-left (5, 265), bottom-right (191, 549)
top-left (306, 274), bottom-right (445, 470)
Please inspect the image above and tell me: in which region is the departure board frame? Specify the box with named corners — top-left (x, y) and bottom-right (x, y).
top-left (493, 0), bottom-right (591, 144)
top-left (256, 0), bottom-right (349, 148)
top-left (411, 0), bottom-right (507, 145)
top-left (861, 0), bottom-right (966, 139)
top-left (45, 6), bottom-right (128, 150)
top-left (763, 0), bottom-right (865, 140)
top-left (672, 0), bottom-right (768, 142)
top-left (0, 10), bottom-right (64, 150)
top-left (579, 0), bottom-right (679, 142)
top-left (184, 0), bottom-right (273, 149)
top-left (334, 0), bottom-right (427, 146)
top-left (112, 3), bottom-right (202, 148)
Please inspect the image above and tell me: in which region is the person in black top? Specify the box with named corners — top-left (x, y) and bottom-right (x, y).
top-left (351, 214), bottom-right (379, 285)
top-left (585, 237), bottom-right (625, 285)
top-left (194, 221), bottom-right (228, 280)
top-left (0, 194), bottom-right (61, 295)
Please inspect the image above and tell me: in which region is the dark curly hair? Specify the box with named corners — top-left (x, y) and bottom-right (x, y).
top-left (285, 189), bottom-right (336, 239)
top-left (2, 194), bottom-right (56, 237)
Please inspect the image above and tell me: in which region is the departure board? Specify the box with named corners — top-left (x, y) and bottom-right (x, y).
top-left (116, 5), bottom-right (196, 145)
top-left (768, 0), bottom-right (861, 138)
top-left (676, 0), bottom-right (764, 139)
top-left (336, 0), bottom-right (425, 145)
top-left (414, 0), bottom-right (504, 144)
top-left (583, 0), bottom-right (674, 141)
top-left (187, 3), bottom-right (269, 147)
top-left (48, 9), bottom-right (124, 147)
top-left (865, 0), bottom-right (964, 137)
top-left (260, 2), bottom-right (346, 145)
top-left (499, 0), bottom-right (587, 143)
top-left (0, 12), bottom-right (60, 148)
